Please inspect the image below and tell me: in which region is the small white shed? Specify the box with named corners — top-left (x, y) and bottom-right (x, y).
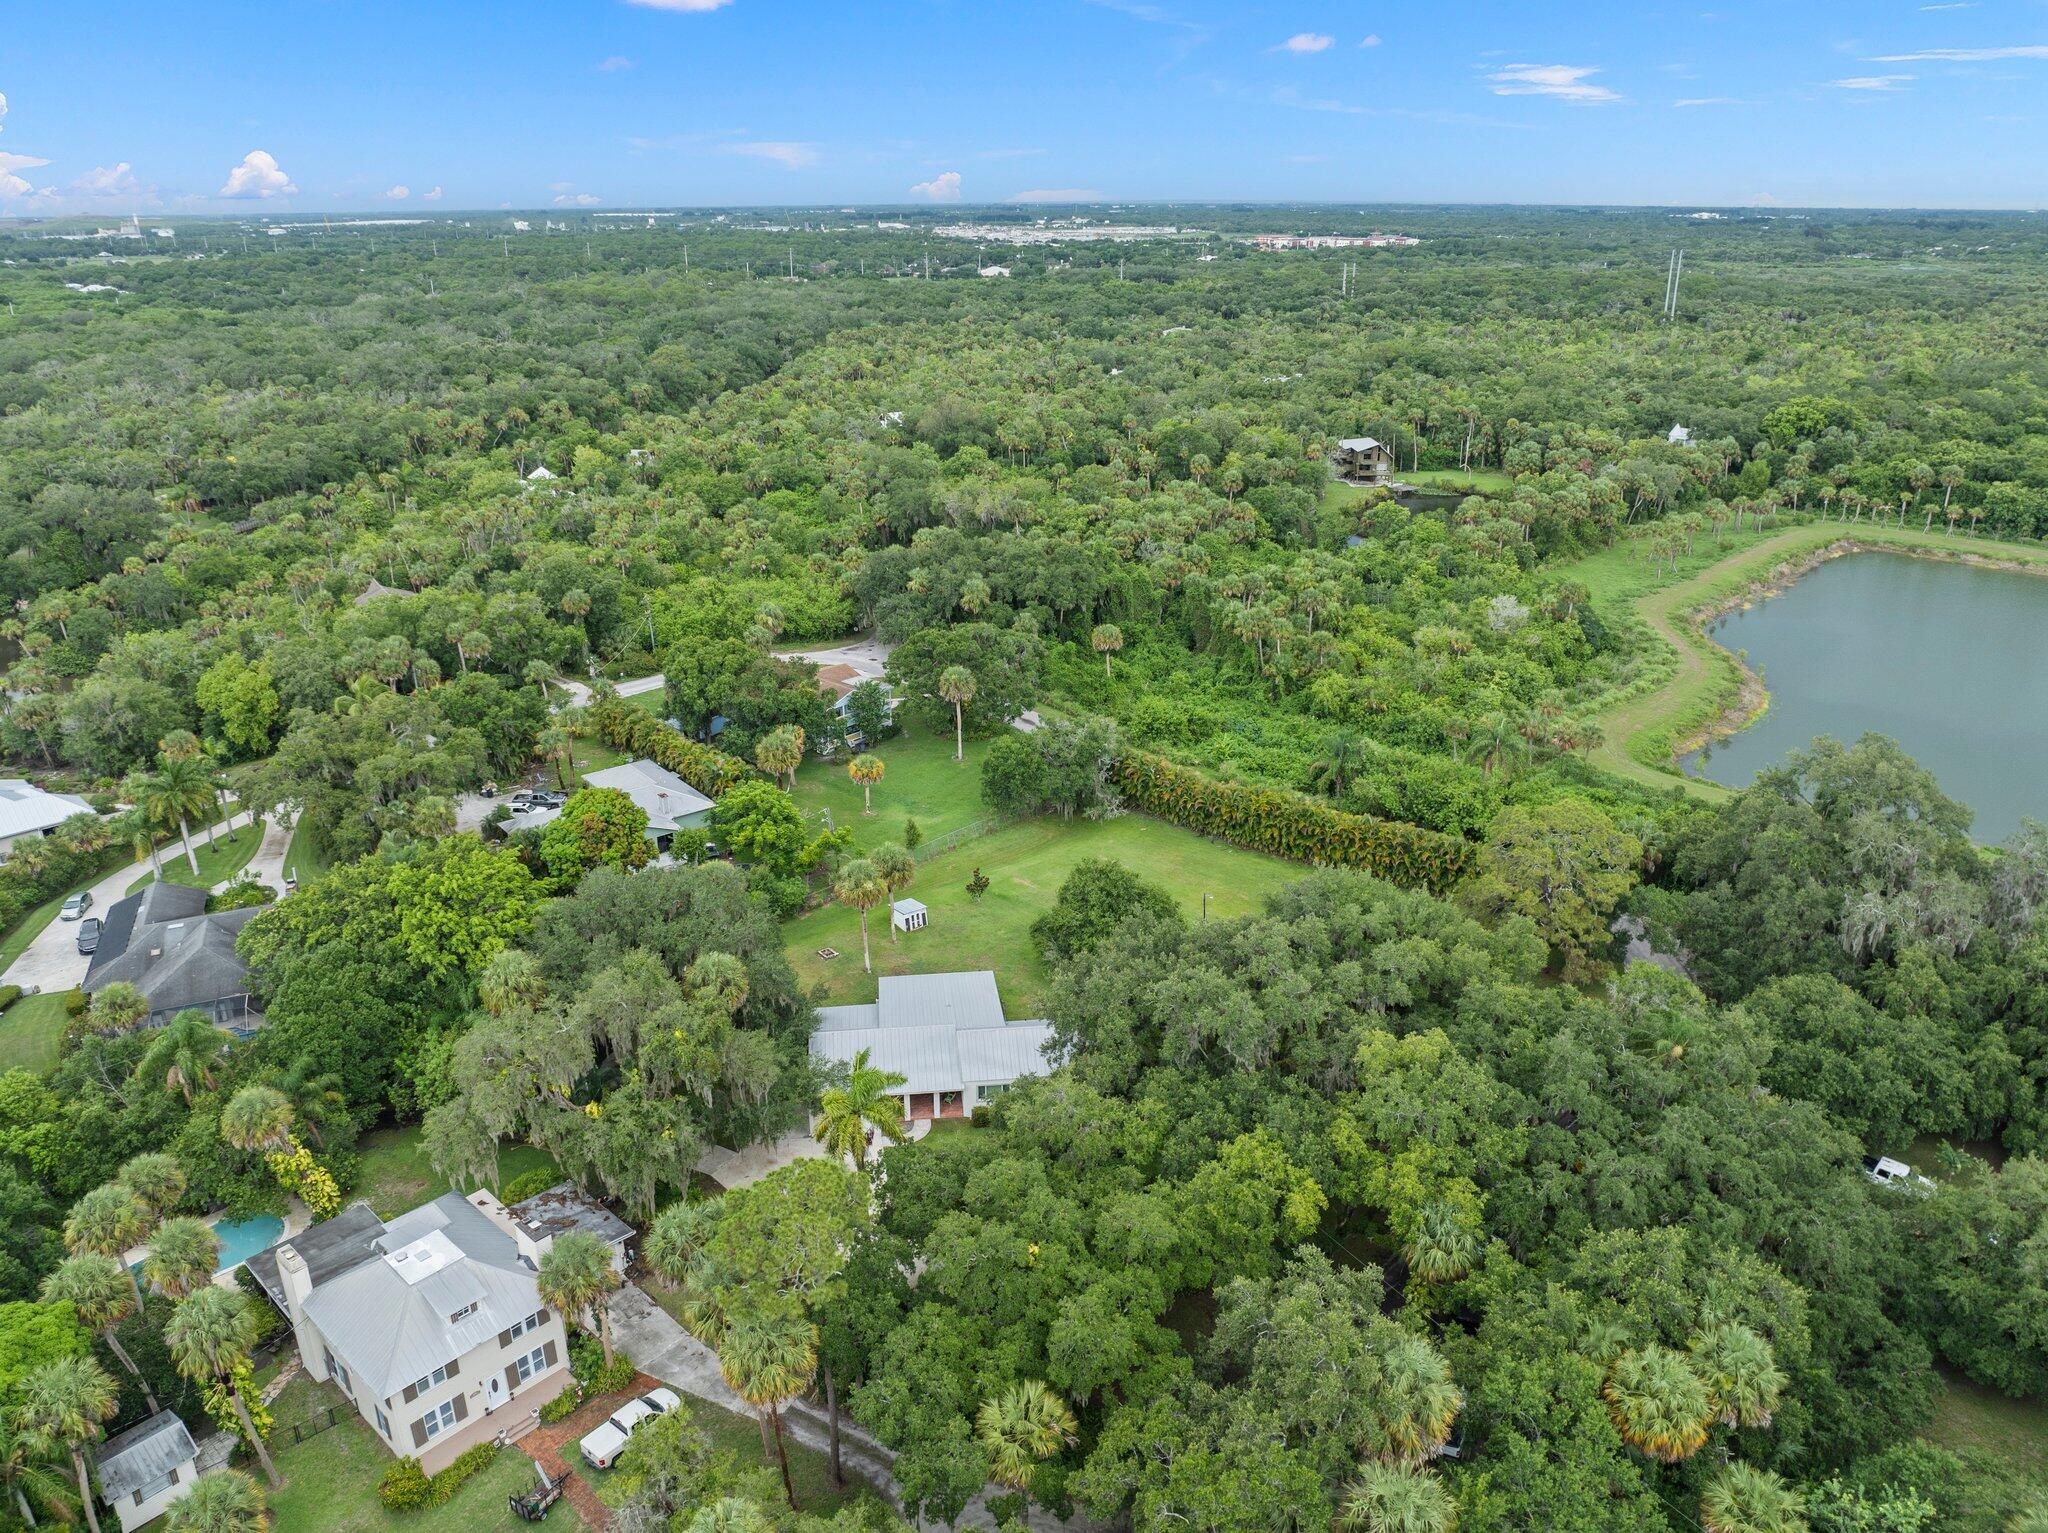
top-left (96, 1412), bottom-right (199, 1531)
top-left (891, 898), bottom-right (928, 933)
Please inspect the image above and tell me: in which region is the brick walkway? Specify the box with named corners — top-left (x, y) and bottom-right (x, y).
top-left (514, 1373), bottom-right (661, 1531)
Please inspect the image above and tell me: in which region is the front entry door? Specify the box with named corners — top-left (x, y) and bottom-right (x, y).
top-left (485, 1372), bottom-right (506, 1410)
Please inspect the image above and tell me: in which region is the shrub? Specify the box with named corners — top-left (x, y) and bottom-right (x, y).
top-left (1032, 858), bottom-right (1182, 962)
top-left (1110, 750), bottom-right (1475, 896)
top-left (377, 1457), bottom-right (432, 1512)
top-left (539, 1389), bottom-right (582, 1424)
top-left (500, 1168), bottom-right (560, 1204)
top-left (62, 989), bottom-right (88, 1017)
top-left (0, 985), bottom-right (20, 1013)
top-left (585, 697), bottom-right (756, 798)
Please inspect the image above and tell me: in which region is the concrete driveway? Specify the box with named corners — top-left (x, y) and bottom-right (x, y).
top-left (776, 637), bottom-right (893, 679)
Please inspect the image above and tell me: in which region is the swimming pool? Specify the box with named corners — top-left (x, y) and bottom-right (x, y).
top-left (212, 1215), bottom-right (284, 1271)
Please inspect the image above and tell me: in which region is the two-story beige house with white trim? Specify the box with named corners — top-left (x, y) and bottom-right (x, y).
top-left (246, 1191), bottom-right (574, 1473)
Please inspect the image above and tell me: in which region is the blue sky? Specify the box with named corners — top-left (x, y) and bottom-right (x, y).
top-left (3, 0), bottom-right (2045, 213)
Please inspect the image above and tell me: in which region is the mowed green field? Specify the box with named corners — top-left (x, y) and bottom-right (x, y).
top-left (788, 731), bottom-right (994, 852)
top-left (785, 813), bottom-right (1305, 1015)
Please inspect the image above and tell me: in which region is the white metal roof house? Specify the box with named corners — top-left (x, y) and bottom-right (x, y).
top-left (0, 779), bottom-right (96, 860)
top-left (95, 1411), bottom-right (199, 1531)
top-left (1332, 436), bottom-right (1394, 486)
top-left (810, 971), bottom-right (1055, 1123)
top-left (581, 758), bottom-right (715, 847)
top-left (1668, 423), bottom-right (1693, 444)
top-left (247, 1191), bottom-right (573, 1474)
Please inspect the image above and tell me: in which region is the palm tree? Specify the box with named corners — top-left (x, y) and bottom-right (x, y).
top-left (644, 1200), bottom-right (723, 1288)
top-left (165, 1288), bottom-right (279, 1488)
top-left (720, 1305), bottom-right (817, 1507)
top-left (270, 1059), bottom-right (347, 1147)
top-left (218, 1085), bottom-right (294, 1153)
top-left (869, 842), bottom-right (915, 945)
top-left (64, 1183), bottom-right (150, 1311)
top-left (753, 725), bottom-right (805, 790)
top-left (846, 753), bottom-right (885, 815)
top-left (938, 665), bottom-right (977, 762)
top-left (1337, 1462), bottom-right (1457, 1533)
top-left (1700, 1462), bottom-right (1806, 1533)
top-left (975, 1380), bottom-right (1078, 1531)
top-left (683, 1498), bottom-right (770, 1533)
top-left (1091, 623), bottom-right (1124, 679)
top-left (139, 757), bottom-right (215, 878)
top-left (536, 723), bottom-right (572, 789)
top-left (814, 1047), bottom-right (908, 1168)
top-left (145, 1217), bottom-right (222, 1300)
top-left (118, 1152), bottom-right (187, 1225)
top-left (1310, 731), bottom-right (1366, 798)
top-left (831, 857), bottom-right (887, 975)
top-left (165, 1468), bottom-right (270, 1532)
top-left (1691, 1322), bottom-right (1785, 1430)
top-left (524, 658), bottom-right (554, 706)
top-left (17, 1355), bottom-right (119, 1533)
top-left (537, 1231), bottom-right (622, 1368)
top-left (1603, 1345), bottom-right (1714, 1464)
top-left (1402, 1201), bottom-right (1479, 1287)
top-left (1371, 1336), bottom-right (1462, 1466)
top-left (0, 1414), bottom-right (77, 1530)
top-left (41, 1255), bottom-right (157, 1410)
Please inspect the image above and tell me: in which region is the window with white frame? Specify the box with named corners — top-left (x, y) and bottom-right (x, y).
top-left (420, 1399), bottom-right (458, 1441)
top-left (514, 1343), bottom-right (549, 1384)
top-left (507, 1309), bottom-right (546, 1340)
top-left (410, 1362), bottom-right (453, 1397)
top-left (375, 1405), bottom-right (391, 1439)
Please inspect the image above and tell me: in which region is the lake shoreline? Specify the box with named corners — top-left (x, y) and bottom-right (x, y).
top-left (1675, 533), bottom-right (2048, 774)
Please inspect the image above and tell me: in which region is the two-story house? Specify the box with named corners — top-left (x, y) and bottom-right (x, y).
top-left (246, 1191), bottom-right (574, 1473)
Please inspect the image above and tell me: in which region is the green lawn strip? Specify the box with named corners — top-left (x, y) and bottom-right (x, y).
top-left (626, 689), bottom-right (666, 717)
top-left (0, 992), bottom-right (77, 1075)
top-left (266, 1377), bottom-right (532, 1533)
top-left (350, 1124), bottom-right (559, 1219)
top-left (787, 732), bottom-right (994, 853)
top-left (569, 731), bottom-right (630, 781)
top-left (126, 823), bottom-right (264, 895)
top-left (1563, 521), bottom-right (2048, 800)
top-left (1921, 1366), bottom-right (2048, 1522)
top-left (1401, 467), bottom-right (1513, 493)
top-left (785, 813), bottom-right (1305, 1014)
top-left (281, 817), bottom-right (332, 888)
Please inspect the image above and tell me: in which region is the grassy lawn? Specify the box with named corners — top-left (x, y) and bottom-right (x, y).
top-left (789, 731), bottom-right (993, 853)
top-left (282, 817), bottom-right (332, 888)
top-left (267, 1378), bottom-right (534, 1533)
top-left (1922, 1366), bottom-right (2048, 1522)
top-left (785, 813), bottom-right (1305, 1014)
top-left (569, 731), bottom-right (630, 781)
top-left (126, 822), bottom-right (263, 895)
top-left (1401, 466), bottom-right (1513, 493)
top-left (1559, 521), bottom-right (2048, 800)
top-left (0, 991), bottom-right (76, 1075)
top-left (351, 1124), bottom-right (560, 1219)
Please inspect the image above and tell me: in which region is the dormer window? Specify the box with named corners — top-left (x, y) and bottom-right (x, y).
top-left (449, 1301), bottom-right (478, 1324)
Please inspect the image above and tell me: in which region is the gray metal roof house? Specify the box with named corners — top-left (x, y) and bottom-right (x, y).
top-left (810, 970), bottom-right (1055, 1123)
top-left (250, 1190), bottom-right (574, 1475)
top-left (581, 758), bottom-right (715, 844)
top-left (95, 1411), bottom-right (198, 1531)
top-left (81, 882), bottom-right (265, 1034)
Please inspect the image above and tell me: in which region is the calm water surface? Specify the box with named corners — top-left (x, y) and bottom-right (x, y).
top-left (1682, 551), bottom-right (2048, 841)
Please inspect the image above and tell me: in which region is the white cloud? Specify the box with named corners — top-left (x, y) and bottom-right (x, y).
top-left (69, 163), bottom-right (142, 195)
top-left (554, 191), bottom-right (603, 206)
top-left (0, 151), bottom-right (50, 174)
top-left (1275, 32), bottom-right (1334, 53)
top-left (547, 180), bottom-right (574, 193)
top-left (1830, 74), bottom-right (1912, 89)
top-left (596, 56), bottom-right (635, 71)
top-left (0, 92), bottom-right (8, 130)
top-left (219, 149), bottom-right (297, 199)
top-left (1007, 188), bottom-right (1106, 203)
top-left (722, 140), bottom-right (818, 169)
top-left (1868, 46), bottom-right (2048, 61)
top-left (0, 173), bottom-right (31, 199)
top-left (623, 0), bottom-right (734, 10)
top-left (386, 184), bottom-right (410, 200)
top-left (1359, 34), bottom-right (1381, 47)
top-left (909, 170), bottom-right (963, 200)
top-left (1486, 62), bottom-right (1623, 103)
top-left (422, 185), bottom-right (444, 200)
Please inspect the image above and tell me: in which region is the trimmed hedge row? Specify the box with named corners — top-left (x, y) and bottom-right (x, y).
top-left (585, 697), bottom-right (759, 797)
top-left (1110, 750), bottom-right (1476, 896)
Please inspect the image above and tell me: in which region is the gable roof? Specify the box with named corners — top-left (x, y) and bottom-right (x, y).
top-left (82, 889), bottom-right (263, 1011)
top-left (244, 1201), bottom-right (386, 1312)
top-left (354, 578), bottom-right (415, 605)
top-left (96, 1411), bottom-right (196, 1499)
top-left (0, 780), bottom-right (95, 842)
top-left (1336, 437), bottom-right (1385, 453)
top-left (581, 759), bottom-right (715, 832)
top-left (300, 1193), bottom-right (545, 1400)
top-left (810, 971), bottom-right (1054, 1096)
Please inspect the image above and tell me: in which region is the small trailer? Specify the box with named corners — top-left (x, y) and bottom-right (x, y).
top-left (509, 1465), bottom-right (569, 1522)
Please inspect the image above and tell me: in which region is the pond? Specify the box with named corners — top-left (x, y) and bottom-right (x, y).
top-left (1681, 550), bottom-right (2048, 841)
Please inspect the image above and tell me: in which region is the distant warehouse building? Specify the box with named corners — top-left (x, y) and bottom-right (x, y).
top-left (810, 971), bottom-right (1055, 1123)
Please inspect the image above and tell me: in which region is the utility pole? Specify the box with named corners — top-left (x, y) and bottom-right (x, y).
top-left (1662, 248), bottom-right (1684, 320)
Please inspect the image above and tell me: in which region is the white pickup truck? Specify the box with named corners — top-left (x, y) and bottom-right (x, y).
top-left (578, 1388), bottom-right (681, 1471)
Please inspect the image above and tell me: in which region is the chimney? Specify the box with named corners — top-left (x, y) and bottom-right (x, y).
top-left (276, 1242), bottom-right (313, 1322)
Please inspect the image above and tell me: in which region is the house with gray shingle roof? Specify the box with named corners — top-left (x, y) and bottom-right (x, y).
top-left (95, 1410), bottom-right (198, 1530)
top-left (809, 970), bottom-right (1055, 1123)
top-left (254, 1190), bottom-right (573, 1474)
top-left (81, 882), bottom-right (266, 1034)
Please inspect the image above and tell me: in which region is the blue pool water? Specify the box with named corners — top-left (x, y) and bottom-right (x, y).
top-left (213, 1215), bottom-right (284, 1270)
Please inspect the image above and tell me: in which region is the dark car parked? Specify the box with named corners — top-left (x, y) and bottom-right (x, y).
top-left (75, 916), bottom-right (103, 955)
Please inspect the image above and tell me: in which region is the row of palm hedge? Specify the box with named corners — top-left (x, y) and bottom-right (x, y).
top-left (585, 696), bottom-right (759, 797)
top-left (1111, 750), bottom-right (1476, 896)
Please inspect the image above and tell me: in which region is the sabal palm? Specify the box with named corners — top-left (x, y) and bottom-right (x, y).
top-left (219, 1085), bottom-right (294, 1152)
top-left (142, 756), bottom-right (216, 878)
top-left (1699, 1462), bottom-right (1806, 1533)
top-left (537, 1232), bottom-right (622, 1366)
top-left (134, 1013), bottom-right (227, 1105)
top-left (814, 1047), bottom-right (908, 1167)
top-left (165, 1287), bottom-right (279, 1488)
top-left (0, 1414), bottom-right (77, 1531)
top-left (975, 1379), bottom-right (1078, 1524)
top-left (645, 1199), bottom-right (723, 1288)
top-left (1603, 1345), bottom-right (1715, 1464)
top-left (847, 753), bottom-right (884, 814)
top-left (164, 1468), bottom-right (270, 1532)
top-left (64, 1183), bottom-right (150, 1311)
top-left (41, 1254), bottom-right (157, 1410)
top-left (869, 842), bottom-right (914, 945)
top-left (1371, 1336), bottom-right (1462, 1466)
top-left (17, 1356), bottom-right (119, 1533)
top-left (685, 1498), bottom-right (772, 1533)
top-left (719, 1305), bottom-right (817, 1505)
top-left (1691, 1323), bottom-right (1785, 1430)
top-left (1338, 1462), bottom-right (1458, 1533)
top-left (831, 857), bottom-right (887, 975)
top-left (1401, 1202), bottom-right (1478, 1287)
top-left (146, 1217), bottom-right (223, 1299)
top-left (118, 1152), bottom-right (188, 1223)
top-left (938, 665), bottom-right (976, 761)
